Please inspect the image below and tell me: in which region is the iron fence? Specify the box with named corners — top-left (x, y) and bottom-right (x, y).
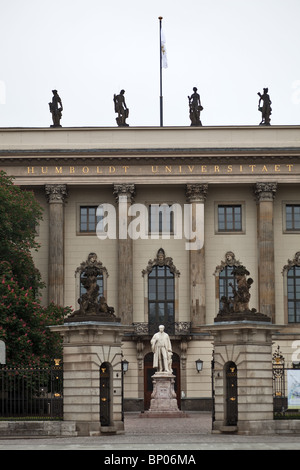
top-left (0, 364), bottom-right (63, 420)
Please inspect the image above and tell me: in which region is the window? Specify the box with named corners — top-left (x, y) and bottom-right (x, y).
top-left (218, 205), bottom-right (242, 232)
top-left (286, 204), bottom-right (300, 231)
top-left (80, 206), bottom-right (103, 233)
top-left (287, 266), bottom-right (300, 323)
top-left (148, 265), bottom-right (175, 333)
top-left (149, 204), bottom-right (174, 234)
top-left (219, 266), bottom-right (237, 308)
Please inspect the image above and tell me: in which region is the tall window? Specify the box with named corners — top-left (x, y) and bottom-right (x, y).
top-left (219, 266), bottom-right (237, 308)
top-left (149, 204), bottom-right (174, 234)
top-left (286, 204), bottom-right (300, 231)
top-left (80, 206), bottom-right (103, 233)
top-left (218, 205), bottom-right (242, 232)
top-left (148, 265), bottom-right (175, 334)
top-left (287, 266), bottom-right (300, 323)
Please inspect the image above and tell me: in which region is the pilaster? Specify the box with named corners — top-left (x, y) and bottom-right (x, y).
top-left (113, 183), bottom-right (136, 325)
top-left (254, 182), bottom-right (277, 322)
top-left (45, 184), bottom-right (68, 306)
top-left (186, 183), bottom-right (208, 327)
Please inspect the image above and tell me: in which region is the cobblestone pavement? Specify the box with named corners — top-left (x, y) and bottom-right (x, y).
top-left (1, 413), bottom-right (300, 451)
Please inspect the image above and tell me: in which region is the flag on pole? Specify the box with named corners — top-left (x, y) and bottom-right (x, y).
top-left (161, 28), bottom-right (168, 68)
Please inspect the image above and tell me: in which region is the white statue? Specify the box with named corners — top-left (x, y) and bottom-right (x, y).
top-left (150, 325), bottom-right (173, 373)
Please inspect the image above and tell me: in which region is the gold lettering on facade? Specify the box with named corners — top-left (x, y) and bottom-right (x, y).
top-left (82, 166), bottom-right (89, 174)
top-left (249, 165), bottom-right (256, 172)
top-left (69, 167), bottom-right (75, 174)
top-left (214, 165), bottom-right (220, 173)
top-left (188, 165), bottom-right (194, 173)
top-left (202, 166), bottom-right (207, 173)
top-left (109, 166), bottom-right (115, 173)
top-left (97, 167), bottom-right (103, 174)
top-left (262, 165), bottom-right (268, 172)
top-left (227, 165), bottom-right (232, 173)
top-left (240, 165), bottom-right (243, 172)
top-left (275, 165), bottom-right (280, 172)
top-left (41, 167), bottom-right (48, 174)
top-left (287, 164), bottom-right (293, 172)
top-left (27, 167), bottom-right (35, 174)
top-left (165, 166), bottom-right (172, 173)
top-left (179, 166), bottom-right (182, 173)
top-left (123, 166), bottom-right (129, 173)
top-left (55, 167), bottom-right (62, 174)
top-left (152, 166), bottom-right (158, 173)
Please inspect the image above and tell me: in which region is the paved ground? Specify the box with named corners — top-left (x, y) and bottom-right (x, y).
top-left (0, 413), bottom-right (300, 452)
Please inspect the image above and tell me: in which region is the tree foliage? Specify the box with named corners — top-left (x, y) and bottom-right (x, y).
top-left (0, 171), bottom-right (71, 366)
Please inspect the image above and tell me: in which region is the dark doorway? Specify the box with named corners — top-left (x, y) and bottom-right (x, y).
top-left (144, 352), bottom-right (181, 410)
top-left (100, 362), bottom-right (111, 426)
top-left (225, 361), bottom-right (238, 425)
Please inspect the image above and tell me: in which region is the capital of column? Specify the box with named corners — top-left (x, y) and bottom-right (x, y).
top-left (186, 183), bottom-right (208, 203)
top-left (254, 182), bottom-right (277, 203)
top-left (113, 183), bottom-right (136, 203)
top-left (45, 184), bottom-right (68, 204)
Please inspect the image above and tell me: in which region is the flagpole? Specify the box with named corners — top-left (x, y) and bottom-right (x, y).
top-left (159, 16), bottom-right (163, 127)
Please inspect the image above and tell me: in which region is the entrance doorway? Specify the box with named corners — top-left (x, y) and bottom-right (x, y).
top-left (100, 362), bottom-right (111, 426)
top-left (144, 352), bottom-right (181, 410)
top-left (225, 361), bottom-right (238, 425)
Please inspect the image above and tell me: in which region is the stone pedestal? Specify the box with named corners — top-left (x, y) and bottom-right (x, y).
top-left (143, 372), bottom-right (185, 418)
top-left (202, 318), bottom-right (284, 434)
top-left (49, 321), bottom-right (132, 436)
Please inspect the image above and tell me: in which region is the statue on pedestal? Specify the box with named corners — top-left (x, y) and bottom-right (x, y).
top-left (258, 88), bottom-right (272, 125)
top-left (113, 89), bottom-right (129, 126)
top-left (49, 90), bottom-right (63, 127)
top-left (65, 253), bottom-right (119, 323)
top-left (215, 265), bottom-right (271, 322)
top-left (150, 325), bottom-right (173, 373)
top-left (188, 87), bottom-right (203, 126)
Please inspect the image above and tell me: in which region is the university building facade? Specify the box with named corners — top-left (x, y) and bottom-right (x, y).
top-left (1, 125), bottom-right (300, 411)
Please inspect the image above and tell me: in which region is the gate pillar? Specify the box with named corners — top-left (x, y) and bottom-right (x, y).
top-left (49, 322), bottom-right (132, 436)
top-left (203, 321), bottom-right (283, 434)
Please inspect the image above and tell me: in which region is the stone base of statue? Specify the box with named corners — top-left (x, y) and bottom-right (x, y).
top-left (142, 372), bottom-right (186, 418)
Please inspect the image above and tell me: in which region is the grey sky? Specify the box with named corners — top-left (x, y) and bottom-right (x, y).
top-left (0, 0), bottom-right (299, 128)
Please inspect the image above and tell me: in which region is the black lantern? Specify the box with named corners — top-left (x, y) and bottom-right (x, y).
top-left (122, 359), bottom-right (129, 374)
top-left (195, 358), bottom-right (203, 373)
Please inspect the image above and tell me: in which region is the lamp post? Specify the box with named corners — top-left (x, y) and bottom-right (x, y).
top-left (122, 359), bottom-right (129, 374)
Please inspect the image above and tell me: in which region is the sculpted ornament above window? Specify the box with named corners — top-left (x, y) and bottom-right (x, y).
top-left (282, 251), bottom-right (300, 274)
top-left (142, 248), bottom-right (180, 277)
top-left (214, 251), bottom-right (241, 276)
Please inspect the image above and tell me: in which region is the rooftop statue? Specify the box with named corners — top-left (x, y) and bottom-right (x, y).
top-left (188, 87), bottom-right (203, 126)
top-left (49, 90), bottom-right (63, 127)
top-left (113, 89), bottom-right (129, 127)
top-left (258, 88), bottom-right (272, 125)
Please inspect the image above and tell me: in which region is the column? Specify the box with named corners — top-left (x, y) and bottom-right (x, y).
top-left (113, 183), bottom-right (136, 325)
top-left (254, 182), bottom-right (277, 322)
top-left (185, 183), bottom-right (208, 327)
top-left (45, 184), bottom-right (68, 306)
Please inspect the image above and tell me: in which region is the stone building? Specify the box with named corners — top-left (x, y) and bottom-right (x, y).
top-left (1, 125), bottom-right (300, 412)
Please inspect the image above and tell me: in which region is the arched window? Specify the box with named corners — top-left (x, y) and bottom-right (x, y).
top-left (142, 248), bottom-right (180, 335)
top-left (148, 264), bottom-right (175, 332)
top-left (287, 266), bottom-right (300, 323)
top-left (283, 252), bottom-right (300, 324)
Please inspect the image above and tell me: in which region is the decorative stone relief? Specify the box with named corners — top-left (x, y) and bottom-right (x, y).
top-left (113, 183), bottom-right (136, 203)
top-left (45, 184), bottom-right (68, 203)
top-left (142, 248), bottom-right (180, 277)
top-left (214, 251), bottom-right (241, 276)
top-left (282, 251), bottom-right (300, 274)
top-left (254, 182), bottom-right (277, 202)
top-left (185, 183), bottom-right (208, 203)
